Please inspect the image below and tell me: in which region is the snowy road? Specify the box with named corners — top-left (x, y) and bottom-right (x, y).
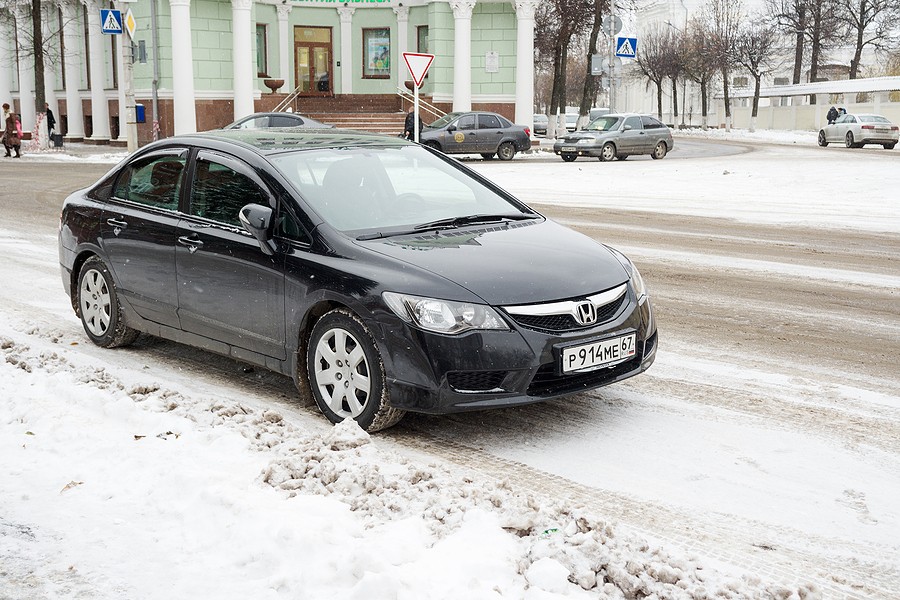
top-left (2, 139), bottom-right (898, 599)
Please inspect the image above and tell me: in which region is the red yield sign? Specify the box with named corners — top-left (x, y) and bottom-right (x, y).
top-left (403, 52), bottom-right (435, 87)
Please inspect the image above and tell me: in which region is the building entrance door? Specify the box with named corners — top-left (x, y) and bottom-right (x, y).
top-left (294, 26), bottom-right (332, 96)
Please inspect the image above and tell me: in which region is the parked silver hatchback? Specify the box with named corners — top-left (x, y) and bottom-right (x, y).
top-left (554, 114), bottom-right (674, 162)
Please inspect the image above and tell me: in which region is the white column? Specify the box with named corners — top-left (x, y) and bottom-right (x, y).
top-left (42, 3), bottom-right (60, 123)
top-left (450, 0), bottom-right (475, 112)
top-left (276, 3), bottom-right (292, 84)
top-left (13, 5), bottom-right (36, 135)
top-left (232, 0), bottom-right (254, 119)
top-left (61, 0), bottom-right (85, 139)
top-left (394, 5), bottom-right (409, 80)
top-left (0, 15), bottom-right (12, 108)
top-left (169, 0), bottom-right (197, 134)
top-left (514, 0), bottom-right (538, 131)
top-left (338, 6), bottom-right (354, 94)
top-left (85, 0), bottom-right (111, 141)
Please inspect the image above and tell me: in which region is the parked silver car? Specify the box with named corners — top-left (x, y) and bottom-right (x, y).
top-left (553, 114), bottom-right (674, 162)
top-left (420, 111), bottom-right (531, 161)
top-left (224, 112), bottom-right (334, 130)
top-left (818, 113), bottom-right (898, 149)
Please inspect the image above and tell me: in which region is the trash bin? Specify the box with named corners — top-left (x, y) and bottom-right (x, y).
top-left (51, 133), bottom-right (64, 148)
top-left (135, 104), bottom-right (145, 123)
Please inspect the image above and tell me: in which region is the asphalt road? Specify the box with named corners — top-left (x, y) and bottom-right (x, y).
top-left (3, 139), bottom-right (898, 598)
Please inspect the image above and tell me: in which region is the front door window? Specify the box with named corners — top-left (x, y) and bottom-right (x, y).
top-left (294, 26), bottom-right (332, 96)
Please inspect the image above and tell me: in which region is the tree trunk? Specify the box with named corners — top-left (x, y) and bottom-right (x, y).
top-left (578, 1), bottom-right (603, 123)
top-left (792, 29), bottom-right (804, 84)
top-left (749, 75), bottom-right (761, 132)
top-left (700, 79), bottom-right (709, 129)
top-left (671, 78), bottom-right (679, 121)
top-left (549, 44), bottom-right (564, 136)
top-left (31, 0), bottom-right (47, 149)
top-left (850, 22), bottom-right (864, 79)
top-left (721, 66), bottom-right (731, 131)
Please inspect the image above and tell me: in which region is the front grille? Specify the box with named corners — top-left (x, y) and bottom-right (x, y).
top-left (506, 294), bottom-right (627, 332)
top-left (526, 356), bottom-right (640, 397)
top-left (447, 370), bottom-right (508, 393)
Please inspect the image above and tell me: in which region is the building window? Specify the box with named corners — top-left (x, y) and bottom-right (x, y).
top-left (256, 24), bottom-right (269, 77)
top-left (417, 25), bottom-right (428, 53)
top-left (732, 76), bottom-right (748, 87)
top-left (362, 28), bottom-right (390, 79)
top-left (773, 77), bottom-right (789, 86)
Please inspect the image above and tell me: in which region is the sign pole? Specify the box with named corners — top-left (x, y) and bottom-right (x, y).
top-left (609, 0), bottom-right (616, 113)
top-left (414, 83), bottom-right (420, 143)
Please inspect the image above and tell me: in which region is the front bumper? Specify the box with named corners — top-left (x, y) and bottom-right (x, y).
top-left (373, 289), bottom-right (657, 414)
top-left (553, 142), bottom-right (603, 157)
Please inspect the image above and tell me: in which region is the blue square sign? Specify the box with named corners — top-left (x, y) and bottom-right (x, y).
top-left (616, 37), bottom-right (637, 58)
top-left (101, 9), bottom-right (123, 35)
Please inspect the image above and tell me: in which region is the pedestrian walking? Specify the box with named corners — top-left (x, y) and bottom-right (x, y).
top-left (2, 103), bottom-right (21, 158)
top-left (403, 110), bottom-right (423, 141)
top-left (46, 102), bottom-right (56, 134)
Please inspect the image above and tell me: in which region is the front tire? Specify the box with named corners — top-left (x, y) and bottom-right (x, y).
top-left (651, 141), bottom-right (668, 159)
top-left (599, 142), bottom-right (616, 162)
top-left (480, 153), bottom-right (495, 160)
top-left (307, 309), bottom-right (404, 432)
top-left (77, 256), bottom-right (139, 348)
top-left (561, 153), bottom-right (577, 162)
top-left (884, 143), bottom-right (896, 150)
top-left (497, 141), bottom-right (516, 161)
top-left (424, 140), bottom-right (441, 152)
top-left (818, 131), bottom-right (829, 147)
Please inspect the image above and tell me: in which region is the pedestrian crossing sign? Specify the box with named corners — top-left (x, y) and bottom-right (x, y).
top-left (101, 9), bottom-right (123, 35)
top-left (616, 37), bottom-right (637, 58)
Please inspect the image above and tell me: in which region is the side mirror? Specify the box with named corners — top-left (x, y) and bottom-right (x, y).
top-left (623, 124), bottom-right (633, 131)
top-left (446, 124), bottom-right (456, 132)
top-left (239, 203), bottom-right (275, 255)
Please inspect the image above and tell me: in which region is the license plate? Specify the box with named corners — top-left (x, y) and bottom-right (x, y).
top-left (561, 146), bottom-right (576, 152)
top-left (561, 334), bottom-right (636, 374)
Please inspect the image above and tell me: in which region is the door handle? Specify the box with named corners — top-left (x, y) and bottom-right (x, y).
top-left (178, 235), bottom-right (204, 254)
top-left (106, 218), bottom-right (127, 228)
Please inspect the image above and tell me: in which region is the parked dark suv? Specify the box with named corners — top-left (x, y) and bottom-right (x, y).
top-left (58, 129), bottom-right (657, 431)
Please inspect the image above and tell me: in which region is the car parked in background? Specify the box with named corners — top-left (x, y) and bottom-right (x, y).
top-left (58, 129), bottom-right (657, 432)
top-left (420, 111), bottom-right (531, 160)
top-left (224, 112), bottom-right (334, 130)
top-left (565, 113), bottom-right (579, 132)
top-left (818, 113), bottom-right (898, 149)
top-left (553, 114), bottom-right (674, 162)
top-left (533, 114), bottom-right (549, 136)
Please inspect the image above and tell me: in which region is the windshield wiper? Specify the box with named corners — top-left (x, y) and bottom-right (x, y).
top-left (413, 213), bottom-right (535, 232)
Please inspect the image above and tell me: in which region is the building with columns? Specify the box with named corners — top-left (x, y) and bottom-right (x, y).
top-left (0, 0), bottom-right (540, 145)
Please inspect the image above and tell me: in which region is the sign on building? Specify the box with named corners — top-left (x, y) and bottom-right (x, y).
top-left (100, 9), bottom-right (123, 35)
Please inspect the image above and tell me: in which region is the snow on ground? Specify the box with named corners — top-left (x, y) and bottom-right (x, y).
top-left (2, 132), bottom-right (896, 599)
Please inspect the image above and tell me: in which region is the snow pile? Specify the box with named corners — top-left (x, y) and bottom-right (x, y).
top-left (673, 127), bottom-right (818, 146)
top-left (1, 321), bottom-right (820, 599)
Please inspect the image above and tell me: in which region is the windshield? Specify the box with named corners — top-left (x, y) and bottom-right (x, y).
top-left (427, 113), bottom-right (463, 128)
top-left (585, 116), bottom-right (622, 132)
top-left (270, 145), bottom-right (532, 233)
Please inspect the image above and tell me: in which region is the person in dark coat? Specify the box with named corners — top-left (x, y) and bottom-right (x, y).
top-left (827, 106), bottom-right (838, 124)
top-left (45, 102), bottom-right (56, 134)
top-left (403, 111), bottom-right (423, 141)
top-left (2, 103), bottom-right (21, 158)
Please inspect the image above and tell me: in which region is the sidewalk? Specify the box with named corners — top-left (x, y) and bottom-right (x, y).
top-left (11, 141), bottom-right (128, 164)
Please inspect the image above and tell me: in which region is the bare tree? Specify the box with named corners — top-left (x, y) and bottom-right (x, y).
top-left (682, 18), bottom-right (719, 128)
top-left (837, 0), bottom-right (900, 78)
top-left (633, 26), bottom-right (669, 119)
top-left (806, 0), bottom-right (842, 89)
top-left (577, 0), bottom-right (607, 127)
top-left (661, 27), bottom-right (687, 126)
top-left (734, 20), bottom-right (782, 131)
top-left (703, 0), bottom-right (743, 130)
top-left (766, 0), bottom-right (809, 84)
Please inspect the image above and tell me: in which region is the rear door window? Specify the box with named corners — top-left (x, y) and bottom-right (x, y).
top-left (477, 114), bottom-right (502, 129)
top-left (113, 151), bottom-right (187, 211)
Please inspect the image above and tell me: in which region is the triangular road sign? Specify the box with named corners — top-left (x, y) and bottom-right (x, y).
top-left (403, 52), bottom-right (435, 87)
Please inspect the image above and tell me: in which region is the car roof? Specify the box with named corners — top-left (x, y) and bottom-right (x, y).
top-left (159, 128), bottom-right (413, 156)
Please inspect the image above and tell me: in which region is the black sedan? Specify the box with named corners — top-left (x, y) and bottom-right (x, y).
top-left (420, 111), bottom-right (531, 160)
top-left (58, 129), bottom-right (657, 431)
top-left (224, 111), bottom-right (333, 130)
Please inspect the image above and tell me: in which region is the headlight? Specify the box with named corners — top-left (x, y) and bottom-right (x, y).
top-left (577, 138), bottom-right (594, 145)
top-left (382, 292), bottom-right (508, 334)
top-left (607, 247), bottom-right (648, 303)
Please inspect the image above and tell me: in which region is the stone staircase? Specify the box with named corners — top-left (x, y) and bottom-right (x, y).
top-left (305, 111), bottom-right (407, 136)
top-left (287, 94), bottom-right (406, 135)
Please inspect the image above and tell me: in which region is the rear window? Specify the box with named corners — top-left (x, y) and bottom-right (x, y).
top-left (859, 115), bottom-right (890, 124)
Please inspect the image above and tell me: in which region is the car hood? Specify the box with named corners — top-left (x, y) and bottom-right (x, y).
top-left (561, 131), bottom-right (614, 142)
top-left (354, 219), bottom-right (628, 305)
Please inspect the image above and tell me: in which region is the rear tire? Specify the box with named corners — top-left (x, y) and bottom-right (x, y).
top-left (599, 142), bottom-right (616, 162)
top-left (884, 143), bottom-right (896, 150)
top-left (818, 131), bottom-right (828, 147)
top-left (845, 131), bottom-right (858, 148)
top-left (480, 153), bottom-right (495, 160)
top-left (77, 256), bottom-right (139, 348)
top-left (651, 141), bottom-right (667, 159)
top-left (561, 153), bottom-right (577, 162)
top-left (497, 141), bottom-right (516, 161)
top-left (307, 309), bottom-right (404, 432)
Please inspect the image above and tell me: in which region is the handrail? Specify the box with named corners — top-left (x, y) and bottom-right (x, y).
top-left (273, 84), bottom-right (304, 113)
top-left (396, 87), bottom-right (446, 121)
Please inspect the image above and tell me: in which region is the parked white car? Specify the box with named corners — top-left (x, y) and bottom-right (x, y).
top-left (818, 113), bottom-right (898, 150)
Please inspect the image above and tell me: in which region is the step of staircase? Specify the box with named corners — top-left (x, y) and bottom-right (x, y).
top-left (307, 112), bottom-right (407, 136)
